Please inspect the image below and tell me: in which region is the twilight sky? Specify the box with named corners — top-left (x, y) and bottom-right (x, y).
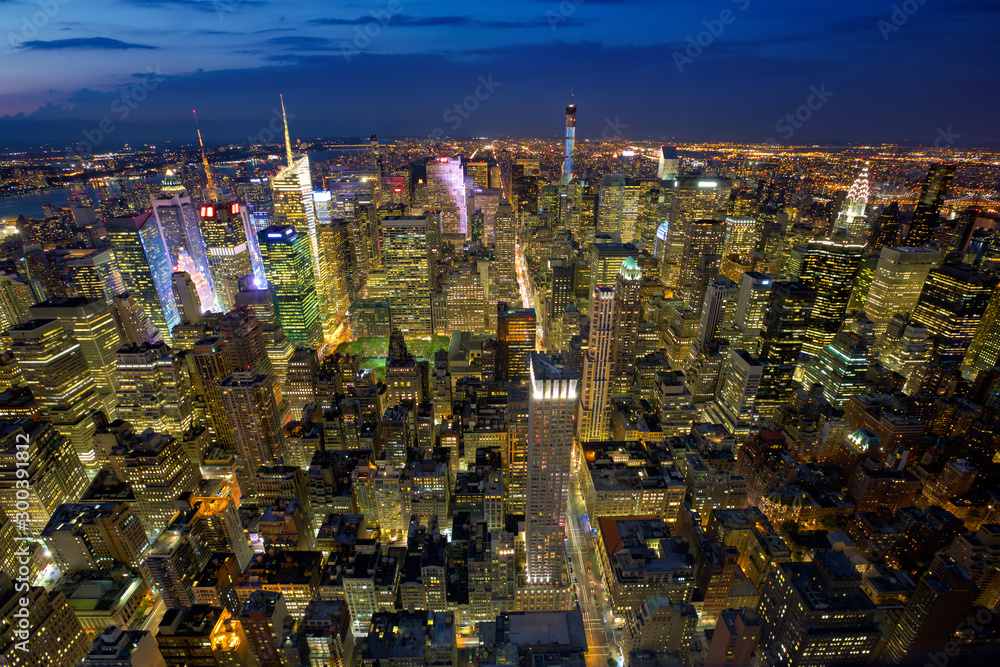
top-left (1, 0), bottom-right (998, 146)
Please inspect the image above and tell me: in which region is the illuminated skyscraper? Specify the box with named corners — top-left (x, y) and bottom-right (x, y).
top-left (911, 263), bottom-right (997, 367)
top-left (661, 177), bottom-right (732, 291)
top-left (493, 201), bottom-right (519, 304)
top-left (657, 146), bottom-right (679, 181)
top-left (317, 216), bottom-right (352, 341)
top-left (525, 353), bottom-right (577, 584)
top-left (381, 216), bottom-right (432, 335)
top-left (708, 349), bottom-right (764, 438)
top-left (863, 246), bottom-right (942, 339)
top-left (426, 157), bottom-right (468, 237)
top-left (151, 191), bottom-right (217, 311)
top-left (802, 331), bottom-right (869, 408)
top-left (723, 216), bottom-right (760, 263)
top-left (834, 162), bottom-right (870, 239)
top-left (29, 297), bottom-right (122, 415)
top-left (443, 264), bottom-right (487, 334)
top-left (579, 287), bottom-right (615, 441)
top-left (589, 242), bottom-right (638, 295)
top-left (680, 219), bottom-right (727, 311)
top-left (190, 336), bottom-right (235, 447)
top-left (105, 212), bottom-right (181, 343)
top-left (733, 272), bottom-right (775, 355)
top-left (65, 248), bottom-right (126, 305)
top-left (798, 237), bottom-right (866, 358)
top-left (115, 342), bottom-right (195, 439)
top-left (962, 283), bottom-right (1000, 378)
top-left (497, 302), bottom-right (536, 383)
top-left (221, 372), bottom-right (285, 495)
top-left (5, 319), bottom-right (103, 473)
top-left (562, 102), bottom-right (576, 185)
top-left (111, 292), bottom-right (161, 347)
top-left (258, 225), bottom-right (321, 346)
top-left (199, 201), bottom-right (255, 313)
top-left (172, 272), bottom-right (201, 324)
top-left (904, 163), bottom-right (956, 247)
top-left (756, 281), bottom-right (816, 416)
top-left (612, 257), bottom-right (643, 394)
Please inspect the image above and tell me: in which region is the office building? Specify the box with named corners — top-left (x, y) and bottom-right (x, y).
top-left (150, 189), bottom-right (216, 311)
top-left (680, 218), bottom-right (727, 310)
top-left (798, 237), bottom-right (866, 358)
top-left (259, 225), bottom-right (322, 346)
top-left (525, 353), bottom-right (577, 585)
top-left (493, 201), bottom-right (519, 304)
top-left (199, 201), bottom-right (255, 313)
top-left (904, 163), bottom-right (956, 247)
top-left (497, 303), bottom-right (536, 383)
top-left (0, 573), bottom-right (91, 667)
top-left (105, 212), bottom-right (180, 343)
top-left (661, 177), bottom-right (732, 291)
top-left (911, 263), bottom-right (997, 367)
top-left (382, 216), bottom-right (432, 335)
top-left (612, 258), bottom-right (643, 394)
top-left (803, 331), bottom-right (870, 408)
top-left (863, 246), bottom-right (941, 338)
top-left (221, 372), bottom-right (285, 494)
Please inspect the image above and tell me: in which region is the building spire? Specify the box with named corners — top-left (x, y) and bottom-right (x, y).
top-left (192, 109), bottom-right (217, 197)
top-left (280, 93), bottom-right (294, 167)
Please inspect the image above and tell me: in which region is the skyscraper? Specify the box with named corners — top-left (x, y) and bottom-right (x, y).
top-left (798, 237), bottom-right (866, 358)
top-left (64, 248), bottom-right (126, 305)
top-left (115, 342), bottom-right (194, 439)
top-left (199, 201), bottom-right (255, 313)
top-left (525, 353), bottom-right (577, 584)
top-left (493, 201), bottom-right (519, 305)
top-left (661, 177), bottom-right (732, 291)
top-left (29, 297), bottom-right (122, 415)
top-left (105, 212), bottom-right (181, 344)
top-left (578, 286), bottom-right (615, 441)
top-left (258, 225), bottom-right (321, 346)
top-left (833, 162), bottom-right (870, 239)
top-left (904, 163), bottom-right (956, 247)
top-left (381, 216), bottom-right (432, 335)
top-left (962, 282), bottom-right (1000, 378)
top-left (563, 102), bottom-right (576, 185)
top-left (172, 271), bottom-right (201, 324)
top-left (611, 257), bottom-right (643, 394)
top-left (863, 246), bottom-right (942, 339)
top-left (151, 190), bottom-right (217, 312)
top-left (426, 157), bottom-right (468, 237)
top-left (802, 331), bottom-right (870, 408)
top-left (222, 372), bottom-right (285, 495)
top-left (911, 263), bottom-right (997, 367)
top-left (708, 349), bottom-right (764, 438)
top-left (657, 146), bottom-right (679, 181)
top-left (5, 318), bottom-right (103, 473)
top-left (497, 302), bottom-right (536, 383)
top-left (680, 219), bottom-right (727, 310)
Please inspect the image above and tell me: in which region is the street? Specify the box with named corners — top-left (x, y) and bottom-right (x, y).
top-left (566, 478), bottom-right (622, 667)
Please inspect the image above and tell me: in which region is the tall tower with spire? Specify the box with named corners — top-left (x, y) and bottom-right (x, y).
top-left (562, 99), bottom-right (576, 185)
top-left (192, 109), bottom-right (217, 201)
top-left (270, 96), bottom-right (326, 343)
top-left (835, 162), bottom-right (870, 240)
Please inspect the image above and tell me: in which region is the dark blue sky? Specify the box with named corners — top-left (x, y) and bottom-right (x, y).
top-left (1, 0), bottom-right (998, 146)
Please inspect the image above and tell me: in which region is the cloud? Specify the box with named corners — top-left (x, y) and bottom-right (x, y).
top-left (18, 37), bottom-right (157, 50)
top-left (309, 14), bottom-right (590, 28)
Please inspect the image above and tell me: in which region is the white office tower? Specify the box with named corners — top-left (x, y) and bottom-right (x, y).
top-left (863, 246), bottom-right (942, 339)
top-left (834, 163), bottom-right (870, 239)
top-left (657, 146), bottom-right (679, 181)
top-left (525, 353), bottom-right (577, 588)
top-left (578, 286), bottom-right (616, 442)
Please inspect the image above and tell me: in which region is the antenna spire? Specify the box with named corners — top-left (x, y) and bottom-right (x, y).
top-left (280, 94), bottom-right (294, 167)
top-left (192, 109), bottom-right (217, 196)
